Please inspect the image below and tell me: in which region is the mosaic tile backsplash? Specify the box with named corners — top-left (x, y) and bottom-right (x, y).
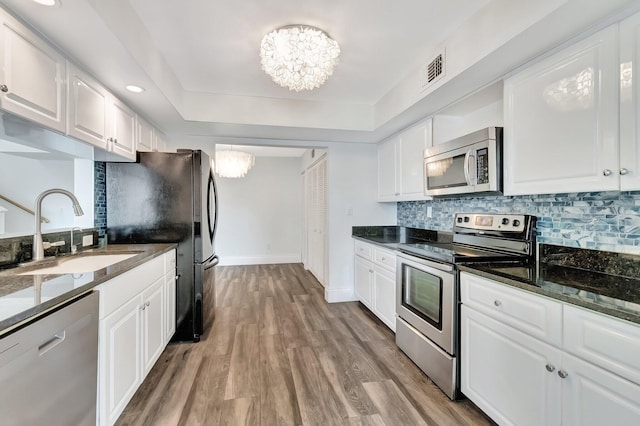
top-left (398, 191), bottom-right (640, 254)
top-left (94, 161), bottom-right (107, 239)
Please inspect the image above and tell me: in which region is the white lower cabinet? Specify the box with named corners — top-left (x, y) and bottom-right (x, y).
top-left (96, 250), bottom-right (176, 426)
top-left (461, 272), bottom-right (640, 426)
top-left (353, 239), bottom-right (396, 331)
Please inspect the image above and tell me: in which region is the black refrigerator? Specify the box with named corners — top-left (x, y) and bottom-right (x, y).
top-left (106, 149), bottom-right (218, 342)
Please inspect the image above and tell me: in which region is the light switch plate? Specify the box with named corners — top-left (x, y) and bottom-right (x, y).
top-left (82, 235), bottom-right (93, 247)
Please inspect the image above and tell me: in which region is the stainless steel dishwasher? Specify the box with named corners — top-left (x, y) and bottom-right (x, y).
top-left (0, 291), bottom-right (99, 426)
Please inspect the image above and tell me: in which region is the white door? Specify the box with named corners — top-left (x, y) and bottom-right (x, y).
top-left (354, 256), bottom-right (373, 308)
top-left (461, 306), bottom-right (562, 426)
top-left (399, 119), bottom-right (431, 198)
top-left (142, 278), bottom-right (164, 376)
top-left (136, 116), bottom-right (155, 152)
top-left (0, 10), bottom-right (66, 132)
top-left (377, 136), bottom-right (398, 200)
top-left (561, 353), bottom-right (640, 426)
top-left (373, 268), bottom-right (396, 331)
top-left (109, 96), bottom-right (136, 160)
top-left (67, 63), bottom-right (109, 150)
top-left (620, 11), bottom-right (640, 190)
top-left (504, 25), bottom-right (619, 195)
top-left (99, 296), bottom-right (142, 426)
top-left (305, 157), bottom-right (327, 285)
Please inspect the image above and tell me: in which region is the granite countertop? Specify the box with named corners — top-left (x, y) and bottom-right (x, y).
top-left (353, 227), bottom-right (640, 325)
top-left (352, 225), bottom-right (453, 249)
top-left (459, 262), bottom-right (640, 325)
top-left (0, 243), bottom-right (176, 335)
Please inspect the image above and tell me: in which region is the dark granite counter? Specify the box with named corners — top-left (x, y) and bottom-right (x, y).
top-left (353, 228), bottom-right (640, 325)
top-left (0, 243), bottom-right (176, 335)
top-left (459, 244), bottom-right (640, 325)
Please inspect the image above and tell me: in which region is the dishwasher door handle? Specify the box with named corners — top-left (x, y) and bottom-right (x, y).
top-left (38, 330), bottom-right (66, 356)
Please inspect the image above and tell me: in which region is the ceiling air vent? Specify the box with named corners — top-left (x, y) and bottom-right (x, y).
top-left (420, 49), bottom-right (445, 91)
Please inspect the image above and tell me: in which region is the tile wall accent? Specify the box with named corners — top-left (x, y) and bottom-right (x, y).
top-left (398, 191), bottom-right (640, 254)
top-left (94, 161), bottom-right (106, 239)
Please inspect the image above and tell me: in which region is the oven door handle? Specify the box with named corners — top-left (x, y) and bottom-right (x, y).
top-left (398, 252), bottom-right (454, 272)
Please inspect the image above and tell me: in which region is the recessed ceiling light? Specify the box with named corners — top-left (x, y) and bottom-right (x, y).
top-left (126, 85), bottom-right (145, 93)
top-left (32, 0), bottom-right (58, 6)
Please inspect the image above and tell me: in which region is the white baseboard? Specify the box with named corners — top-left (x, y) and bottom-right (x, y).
top-left (325, 287), bottom-right (357, 303)
top-left (217, 254), bottom-right (302, 266)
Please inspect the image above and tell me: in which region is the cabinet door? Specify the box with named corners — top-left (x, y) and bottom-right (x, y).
top-left (142, 277), bottom-right (164, 376)
top-left (0, 10), bottom-right (66, 132)
top-left (373, 268), bottom-right (396, 331)
top-left (354, 256), bottom-right (373, 308)
top-left (164, 272), bottom-right (176, 343)
top-left (399, 119), bottom-right (431, 198)
top-left (377, 136), bottom-right (398, 201)
top-left (504, 26), bottom-right (619, 195)
top-left (109, 96), bottom-right (136, 160)
top-left (562, 353), bottom-right (640, 426)
top-left (155, 130), bottom-right (166, 152)
top-left (67, 63), bottom-right (109, 150)
top-left (136, 116), bottom-right (155, 152)
top-left (99, 296), bottom-right (142, 426)
top-left (620, 12), bottom-right (640, 190)
top-left (461, 306), bottom-right (562, 426)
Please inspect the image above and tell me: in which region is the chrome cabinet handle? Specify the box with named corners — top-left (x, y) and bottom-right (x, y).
top-left (558, 370), bottom-right (568, 379)
top-left (0, 84), bottom-right (8, 93)
top-left (620, 168), bottom-right (629, 175)
top-left (113, 138), bottom-right (118, 144)
top-left (381, 257), bottom-right (386, 261)
top-left (494, 300), bottom-right (502, 307)
top-left (141, 305), bottom-right (146, 311)
top-left (145, 301), bottom-right (150, 307)
top-left (545, 364), bottom-right (556, 372)
top-left (602, 169), bottom-right (612, 176)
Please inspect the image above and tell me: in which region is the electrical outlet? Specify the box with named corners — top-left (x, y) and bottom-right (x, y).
top-left (427, 206), bottom-right (433, 218)
top-left (82, 235), bottom-right (93, 247)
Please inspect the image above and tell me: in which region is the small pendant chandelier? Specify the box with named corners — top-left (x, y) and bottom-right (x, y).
top-left (215, 147), bottom-right (255, 178)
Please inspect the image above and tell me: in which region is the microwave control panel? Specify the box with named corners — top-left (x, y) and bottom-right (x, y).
top-left (476, 148), bottom-right (489, 184)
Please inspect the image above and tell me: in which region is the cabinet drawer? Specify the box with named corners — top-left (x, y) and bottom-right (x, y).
top-left (564, 305), bottom-right (640, 386)
top-left (95, 256), bottom-right (164, 319)
top-left (460, 272), bottom-right (563, 346)
top-left (374, 247), bottom-right (396, 271)
top-left (354, 240), bottom-right (373, 261)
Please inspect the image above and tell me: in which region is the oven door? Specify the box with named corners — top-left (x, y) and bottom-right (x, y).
top-left (396, 252), bottom-right (455, 354)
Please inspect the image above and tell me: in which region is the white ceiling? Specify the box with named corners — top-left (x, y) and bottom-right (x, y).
top-left (0, 0), bottom-right (638, 146)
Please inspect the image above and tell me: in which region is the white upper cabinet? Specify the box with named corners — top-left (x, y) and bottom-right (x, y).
top-left (504, 25), bottom-right (619, 195)
top-left (0, 9), bottom-right (66, 133)
top-left (155, 130), bottom-right (167, 152)
top-left (109, 96), bottom-right (136, 160)
top-left (620, 12), bottom-right (640, 191)
top-left (67, 62), bottom-right (109, 150)
top-left (136, 115), bottom-right (156, 152)
top-left (378, 118), bottom-right (432, 202)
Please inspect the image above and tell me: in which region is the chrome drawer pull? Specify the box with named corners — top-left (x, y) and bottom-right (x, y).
top-left (494, 300), bottom-right (502, 307)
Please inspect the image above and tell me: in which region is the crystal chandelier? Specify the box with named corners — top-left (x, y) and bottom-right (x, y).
top-left (215, 148), bottom-right (255, 178)
top-left (260, 25), bottom-right (340, 92)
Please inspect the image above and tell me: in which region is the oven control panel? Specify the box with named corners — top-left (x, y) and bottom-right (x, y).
top-left (454, 213), bottom-right (526, 232)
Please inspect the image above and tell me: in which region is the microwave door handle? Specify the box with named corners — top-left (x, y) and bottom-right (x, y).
top-left (463, 149), bottom-right (477, 185)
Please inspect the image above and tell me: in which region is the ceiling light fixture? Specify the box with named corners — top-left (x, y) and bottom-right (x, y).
top-left (215, 147), bottom-right (255, 178)
top-left (32, 0), bottom-right (57, 6)
top-left (126, 84), bottom-right (145, 93)
top-left (260, 25), bottom-right (340, 92)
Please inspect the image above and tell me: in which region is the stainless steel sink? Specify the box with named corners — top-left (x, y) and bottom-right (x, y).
top-left (17, 253), bottom-right (138, 275)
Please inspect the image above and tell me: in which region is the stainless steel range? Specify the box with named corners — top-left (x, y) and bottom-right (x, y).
top-left (395, 213), bottom-right (537, 400)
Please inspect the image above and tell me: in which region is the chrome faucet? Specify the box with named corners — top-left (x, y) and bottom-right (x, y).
top-left (33, 189), bottom-right (84, 261)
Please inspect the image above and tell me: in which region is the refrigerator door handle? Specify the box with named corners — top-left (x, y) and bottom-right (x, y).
top-left (204, 254), bottom-right (219, 270)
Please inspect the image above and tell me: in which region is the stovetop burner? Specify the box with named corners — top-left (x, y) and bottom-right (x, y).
top-left (399, 213), bottom-right (537, 265)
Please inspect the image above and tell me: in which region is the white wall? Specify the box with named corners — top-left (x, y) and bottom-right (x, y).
top-left (215, 156), bottom-right (303, 265)
top-left (0, 154), bottom-right (94, 237)
top-left (325, 142), bottom-right (397, 302)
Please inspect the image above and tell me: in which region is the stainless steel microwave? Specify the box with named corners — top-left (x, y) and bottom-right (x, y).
top-left (424, 127), bottom-right (503, 197)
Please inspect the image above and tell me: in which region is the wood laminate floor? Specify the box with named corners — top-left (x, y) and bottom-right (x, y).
top-left (117, 263), bottom-right (494, 426)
